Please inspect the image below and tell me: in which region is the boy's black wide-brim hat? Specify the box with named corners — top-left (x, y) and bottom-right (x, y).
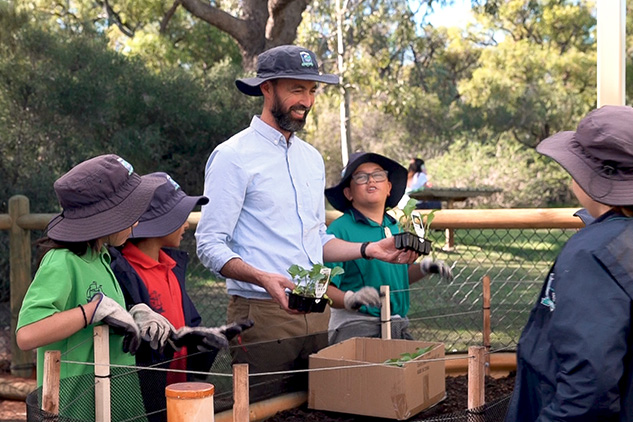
top-left (236, 45), bottom-right (339, 96)
top-left (325, 152), bottom-right (408, 212)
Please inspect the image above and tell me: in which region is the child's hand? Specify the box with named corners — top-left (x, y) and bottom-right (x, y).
top-left (90, 293), bottom-right (141, 354)
top-left (343, 287), bottom-right (381, 310)
top-left (170, 320), bottom-right (254, 352)
top-left (420, 258), bottom-right (453, 281)
top-left (129, 304), bottom-right (176, 353)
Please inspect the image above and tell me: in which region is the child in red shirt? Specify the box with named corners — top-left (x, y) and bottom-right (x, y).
top-left (110, 172), bottom-right (251, 421)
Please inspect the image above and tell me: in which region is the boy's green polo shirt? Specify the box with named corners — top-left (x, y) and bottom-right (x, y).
top-left (327, 208), bottom-right (410, 317)
top-left (17, 247), bottom-right (135, 386)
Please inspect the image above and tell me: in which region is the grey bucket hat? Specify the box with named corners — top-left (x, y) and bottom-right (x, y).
top-left (536, 105), bottom-right (633, 206)
top-left (131, 172), bottom-right (209, 238)
top-left (236, 45), bottom-right (339, 96)
top-left (47, 155), bottom-right (163, 242)
top-left (325, 152), bottom-right (408, 212)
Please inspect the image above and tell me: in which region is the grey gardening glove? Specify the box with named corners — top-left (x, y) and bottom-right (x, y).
top-left (420, 258), bottom-right (453, 281)
top-left (129, 303), bottom-right (176, 353)
top-left (90, 293), bottom-right (141, 354)
top-left (343, 287), bottom-right (381, 311)
top-left (171, 320), bottom-right (254, 352)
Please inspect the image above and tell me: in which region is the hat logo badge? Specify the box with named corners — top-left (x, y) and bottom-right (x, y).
top-left (116, 157), bottom-right (134, 175)
top-left (299, 51), bottom-right (314, 67)
top-left (166, 174), bottom-right (181, 190)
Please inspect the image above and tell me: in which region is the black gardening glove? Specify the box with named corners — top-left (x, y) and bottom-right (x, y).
top-left (170, 320), bottom-right (254, 352)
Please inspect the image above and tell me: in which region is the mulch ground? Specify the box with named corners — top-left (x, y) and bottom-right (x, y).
top-left (0, 373), bottom-right (516, 422)
top-left (264, 372), bottom-right (516, 421)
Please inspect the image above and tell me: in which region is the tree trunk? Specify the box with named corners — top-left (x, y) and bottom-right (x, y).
top-left (178, 0), bottom-right (311, 70)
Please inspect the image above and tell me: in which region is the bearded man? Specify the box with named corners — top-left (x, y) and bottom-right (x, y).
top-left (195, 45), bottom-right (418, 399)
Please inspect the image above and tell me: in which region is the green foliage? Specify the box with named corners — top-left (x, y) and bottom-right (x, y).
top-left (383, 346), bottom-right (434, 367)
top-left (0, 4), bottom-right (256, 212)
top-left (429, 137), bottom-right (574, 208)
top-left (287, 263), bottom-right (344, 297)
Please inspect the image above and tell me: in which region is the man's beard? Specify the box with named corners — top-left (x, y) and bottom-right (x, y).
top-left (271, 91), bottom-right (310, 133)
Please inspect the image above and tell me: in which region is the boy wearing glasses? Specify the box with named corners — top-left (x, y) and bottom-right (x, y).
top-left (324, 152), bottom-right (453, 344)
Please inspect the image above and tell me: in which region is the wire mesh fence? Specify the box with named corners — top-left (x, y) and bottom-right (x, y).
top-left (178, 226), bottom-right (575, 352)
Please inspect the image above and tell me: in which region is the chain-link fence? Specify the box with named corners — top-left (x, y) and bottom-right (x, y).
top-left (0, 213), bottom-right (577, 374)
top-left (178, 226), bottom-right (575, 352)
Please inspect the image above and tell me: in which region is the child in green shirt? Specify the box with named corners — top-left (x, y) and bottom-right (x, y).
top-left (325, 152), bottom-right (453, 344)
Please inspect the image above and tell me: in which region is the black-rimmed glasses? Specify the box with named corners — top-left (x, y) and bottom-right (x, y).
top-left (351, 170), bottom-right (389, 185)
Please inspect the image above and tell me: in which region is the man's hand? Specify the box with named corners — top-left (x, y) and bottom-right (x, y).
top-left (129, 304), bottom-right (176, 353)
top-left (366, 237), bottom-right (419, 264)
top-left (256, 272), bottom-right (297, 312)
top-left (420, 258), bottom-right (453, 281)
top-left (171, 320), bottom-right (254, 352)
top-left (90, 293), bottom-right (141, 354)
top-left (343, 287), bottom-right (382, 311)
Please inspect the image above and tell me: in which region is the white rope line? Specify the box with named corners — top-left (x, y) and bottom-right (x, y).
top-left (61, 353), bottom-right (475, 378)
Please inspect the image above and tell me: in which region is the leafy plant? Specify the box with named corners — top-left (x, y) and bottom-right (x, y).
top-left (287, 263), bottom-right (344, 298)
top-left (383, 346), bottom-right (434, 367)
top-left (398, 198), bottom-right (438, 238)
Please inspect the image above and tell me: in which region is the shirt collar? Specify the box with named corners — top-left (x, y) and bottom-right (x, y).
top-left (250, 115), bottom-right (296, 147)
top-left (122, 243), bottom-right (176, 270)
top-left (348, 207), bottom-right (396, 226)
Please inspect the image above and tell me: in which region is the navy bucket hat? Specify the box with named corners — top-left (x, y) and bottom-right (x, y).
top-left (236, 45), bottom-right (339, 96)
top-left (537, 105), bottom-right (633, 206)
top-left (131, 172), bottom-right (209, 238)
top-left (47, 155), bottom-right (163, 242)
top-left (325, 152), bottom-right (408, 212)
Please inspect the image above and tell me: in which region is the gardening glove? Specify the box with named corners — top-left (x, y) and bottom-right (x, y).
top-left (343, 287), bottom-right (381, 311)
top-left (90, 293), bottom-right (141, 354)
top-left (129, 303), bottom-right (176, 353)
top-left (420, 258), bottom-right (453, 281)
top-left (171, 320), bottom-right (254, 352)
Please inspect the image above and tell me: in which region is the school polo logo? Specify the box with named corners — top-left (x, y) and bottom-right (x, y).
top-left (300, 51), bottom-right (314, 67)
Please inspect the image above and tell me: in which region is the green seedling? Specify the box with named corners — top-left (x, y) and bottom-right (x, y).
top-left (383, 345), bottom-right (434, 367)
top-left (287, 263), bottom-right (344, 300)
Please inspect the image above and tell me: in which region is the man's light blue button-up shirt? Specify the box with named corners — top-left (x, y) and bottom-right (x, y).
top-left (195, 116), bottom-right (335, 299)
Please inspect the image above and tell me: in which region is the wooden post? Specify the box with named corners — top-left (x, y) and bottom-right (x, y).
top-left (233, 364), bottom-right (249, 422)
top-left (42, 350), bottom-right (61, 414)
top-left (597, 0), bottom-right (625, 107)
top-left (94, 325), bottom-right (111, 422)
top-left (380, 285), bottom-right (391, 339)
top-left (166, 382), bottom-right (215, 422)
top-left (444, 199), bottom-right (456, 251)
top-left (9, 195), bottom-right (34, 377)
top-left (468, 346), bottom-right (486, 418)
top-left (482, 275), bottom-right (491, 376)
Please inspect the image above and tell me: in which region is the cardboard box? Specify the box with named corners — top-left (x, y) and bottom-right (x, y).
top-left (308, 337), bottom-right (445, 420)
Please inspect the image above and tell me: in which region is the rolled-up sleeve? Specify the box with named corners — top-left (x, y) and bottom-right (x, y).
top-left (195, 145), bottom-right (247, 275)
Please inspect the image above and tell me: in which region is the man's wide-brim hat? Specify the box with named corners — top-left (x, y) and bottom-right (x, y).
top-left (236, 45), bottom-right (339, 96)
top-left (47, 154), bottom-right (163, 243)
top-left (131, 172), bottom-right (209, 239)
top-left (325, 152), bottom-right (408, 212)
top-left (537, 105), bottom-right (633, 206)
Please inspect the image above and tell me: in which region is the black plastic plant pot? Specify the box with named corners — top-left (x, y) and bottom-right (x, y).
top-left (288, 292), bottom-right (328, 313)
top-left (394, 232), bottom-right (432, 255)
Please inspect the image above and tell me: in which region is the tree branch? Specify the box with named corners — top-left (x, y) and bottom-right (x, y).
top-left (160, 0), bottom-right (181, 34)
top-left (98, 0), bottom-right (135, 37)
top-left (178, 0), bottom-right (250, 44)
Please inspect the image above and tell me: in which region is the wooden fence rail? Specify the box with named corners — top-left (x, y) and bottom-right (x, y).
top-left (0, 194), bottom-right (584, 376)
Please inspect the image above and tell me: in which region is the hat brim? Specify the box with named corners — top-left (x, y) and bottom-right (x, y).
top-left (47, 175), bottom-right (164, 243)
top-left (131, 195), bottom-right (209, 238)
top-left (236, 73), bottom-right (340, 96)
top-left (537, 131), bottom-right (633, 205)
top-left (325, 153), bottom-right (408, 212)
